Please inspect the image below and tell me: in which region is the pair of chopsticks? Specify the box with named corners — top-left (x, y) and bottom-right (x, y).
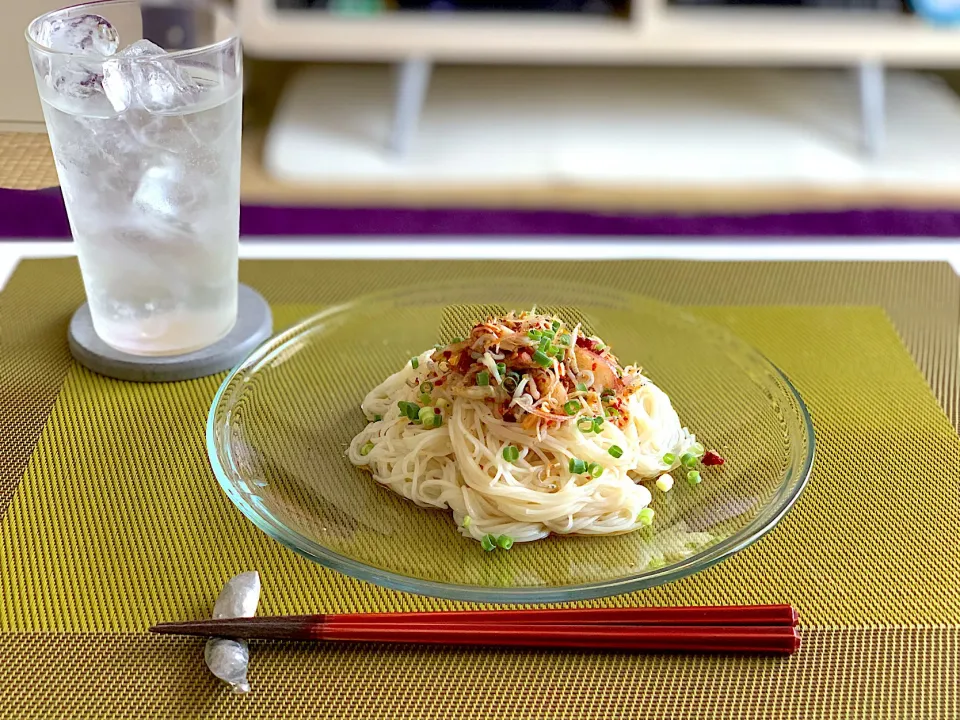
top-left (151, 604), bottom-right (800, 655)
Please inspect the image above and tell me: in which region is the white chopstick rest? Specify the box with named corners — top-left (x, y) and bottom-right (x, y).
top-left (204, 571), bottom-right (261, 693)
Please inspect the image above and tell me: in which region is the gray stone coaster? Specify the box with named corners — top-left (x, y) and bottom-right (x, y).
top-left (68, 284), bottom-right (273, 383)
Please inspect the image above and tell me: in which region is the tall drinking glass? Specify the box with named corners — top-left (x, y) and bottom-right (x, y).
top-left (26, 1), bottom-right (242, 356)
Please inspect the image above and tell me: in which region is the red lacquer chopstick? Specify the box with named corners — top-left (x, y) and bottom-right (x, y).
top-left (150, 606), bottom-right (801, 655)
top-left (301, 604), bottom-right (798, 627)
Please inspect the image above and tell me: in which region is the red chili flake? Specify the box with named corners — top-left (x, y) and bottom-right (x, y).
top-left (434, 378), bottom-right (444, 386)
top-left (442, 350), bottom-right (452, 358)
top-left (592, 363), bottom-right (597, 370)
top-left (702, 450), bottom-right (725, 466)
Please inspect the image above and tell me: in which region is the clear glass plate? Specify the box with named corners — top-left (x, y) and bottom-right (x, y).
top-left (207, 279), bottom-right (814, 603)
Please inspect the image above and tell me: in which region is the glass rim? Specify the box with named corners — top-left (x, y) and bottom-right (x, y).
top-left (25, 0), bottom-right (238, 61)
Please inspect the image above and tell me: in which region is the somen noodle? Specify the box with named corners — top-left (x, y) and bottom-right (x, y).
top-left (348, 310), bottom-right (702, 547)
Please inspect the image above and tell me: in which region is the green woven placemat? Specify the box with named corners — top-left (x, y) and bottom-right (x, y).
top-left (1, 258), bottom-right (959, 719)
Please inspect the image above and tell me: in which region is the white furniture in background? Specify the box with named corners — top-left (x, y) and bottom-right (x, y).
top-left (236, 0), bottom-right (960, 161)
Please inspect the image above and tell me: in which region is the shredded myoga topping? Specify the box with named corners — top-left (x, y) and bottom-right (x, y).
top-left (347, 310), bottom-right (711, 547)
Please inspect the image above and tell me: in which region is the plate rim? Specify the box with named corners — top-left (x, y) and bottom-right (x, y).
top-left (206, 284), bottom-right (816, 603)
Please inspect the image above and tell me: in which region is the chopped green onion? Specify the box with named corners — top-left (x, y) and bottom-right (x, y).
top-left (477, 371), bottom-right (490, 386)
top-left (496, 535), bottom-right (514, 550)
top-left (450, 337), bottom-right (464, 344)
top-left (600, 388), bottom-right (616, 399)
top-left (569, 458), bottom-right (587, 474)
top-left (662, 452), bottom-right (677, 465)
top-left (592, 416), bottom-right (604, 433)
top-left (541, 330), bottom-right (556, 340)
top-left (577, 417), bottom-right (595, 433)
top-left (373, 414), bottom-right (382, 422)
top-left (410, 357), bottom-right (419, 369)
top-left (481, 534), bottom-right (496, 552)
top-left (587, 462), bottom-right (604, 478)
top-left (532, 350), bottom-right (552, 368)
top-left (360, 441), bottom-right (374, 456)
top-left (656, 474), bottom-right (674, 492)
top-left (539, 336), bottom-right (551, 352)
top-left (690, 442), bottom-right (705, 457)
top-left (687, 470), bottom-right (702, 485)
top-left (638, 507), bottom-right (655, 526)
top-left (420, 407), bottom-right (443, 429)
top-left (596, 343), bottom-right (606, 351)
top-left (496, 362), bottom-right (506, 377)
top-left (559, 333), bottom-right (572, 347)
top-left (563, 400), bottom-right (580, 416)
top-left (576, 382), bottom-right (588, 392)
top-left (527, 329), bottom-right (541, 339)
top-left (681, 453), bottom-right (698, 469)
top-left (419, 393), bottom-right (432, 405)
top-left (502, 445), bottom-right (520, 462)
top-left (551, 346), bottom-right (564, 358)
top-left (608, 445), bottom-right (624, 459)
top-left (462, 516), bottom-right (472, 528)
top-left (552, 320), bottom-right (561, 331)
top-left (420, 381), bottom-right (434, 393)
top-left (604, 407), bottom-right (621, 419)
top-left (398, 401), bottom-right (419, 420)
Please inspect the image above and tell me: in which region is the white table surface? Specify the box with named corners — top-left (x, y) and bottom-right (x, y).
top-left (2, 238), bottom-right (959, 292)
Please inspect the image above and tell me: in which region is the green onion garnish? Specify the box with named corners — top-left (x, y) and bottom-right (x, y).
top-left (569, 458), bottom-right (587, 474)
top-left (360, 441), bottom-right (374, 456)
top-left (532, 350), bottom-right (552, 368)
top-left (563, 400), bottom-right (580, 416)
top-left (577, 417), bottom-right (595, 433)
top-left (502, 445), bottom-right (520, 462)
top-left (419, 392), bottom-right (432, 405)
top-left (477, 371), bottom-right (490, 386)
top-left (418, 406), bottom-right (436, 425)
top-left (600, 388), bottom-right (616, 399)
top-left (576, 382), bottom-right (587, 392)
top-left (638, 507), bottom-right (655, 526)
top-left (539, 336), bottom-right (551, 352)
top-left (410, 357), bottom-right (419, 369)
top-left (608, 445), bottom-right (624, 458)
top-left (690, 442), bottom-right (705, 457)
top-left (680, 453), bottom-right (698, 469)
top-left (687, 470), bottom-right (702, 485)
top-left (588, 462), bottom-right (603, 478)
top-left (373, 414), bottom-right (382, 421)
top-left (496, 535), bottom-right (514, 550)
top-left (462, 516), bottom-right (472, 528)
top-left (551, 320), bottom-right (561, 331)
top-left (592, 416), bottom-right (604, 433)
top-left (450, 337), bottom-right (464, 344)
top-left (559, 334), bottom-right (572, 347)
top-left (398, 401), bottom-right (417, 419)
top-left (420, 381), bottom-right (433, 393)
top-left (496, 362), bottom-right (506, 377)
top-left (663, 452), bottom-right (677, 465)
top-left (481, 534), bottom-right (496, 552)
top-left (527, 329), bottom-right (541, 339)
top-left (541, 330), bottom-right (556, 340)
top-left (604, 407), bottom-right (621, 419)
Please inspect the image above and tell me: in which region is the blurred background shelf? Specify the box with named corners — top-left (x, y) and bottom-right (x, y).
top-left (240, 1), bottom-right (960, 65)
